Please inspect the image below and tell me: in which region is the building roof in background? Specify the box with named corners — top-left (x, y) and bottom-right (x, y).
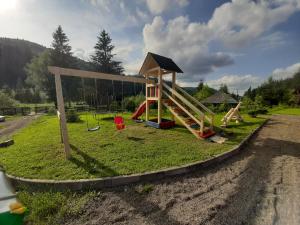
top-left (139, 52), bottom-right (183, 75)
top-left (201, 91), bottom-right (238, 104)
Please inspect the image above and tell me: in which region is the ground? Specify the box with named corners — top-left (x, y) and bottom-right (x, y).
top-left (0, 112), bottom-right (264, 180)
top-left (1, 110), bottom-right (299, 225)
top-left (58, 114), bottom-right (299, 225)
top-left (0, 115), bottom-right (38, 138)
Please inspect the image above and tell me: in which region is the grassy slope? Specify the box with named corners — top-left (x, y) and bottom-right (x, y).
top-left (0, 112), bottom-right (265, 180)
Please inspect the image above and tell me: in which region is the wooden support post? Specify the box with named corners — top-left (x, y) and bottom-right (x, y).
top-left (158, 68), bottom-right (162, 124)
top-left (145, 74), bottom-right (149, 121)
top-left (171, 72), bottom-right (176, 121)
top-left (54, 72), bottom-right (71, 159)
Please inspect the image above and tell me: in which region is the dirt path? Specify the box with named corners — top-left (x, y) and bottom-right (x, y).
top-left (0, 115), bottom-right (39, 137)
top-left (63, 115), bottom-right (300, 225)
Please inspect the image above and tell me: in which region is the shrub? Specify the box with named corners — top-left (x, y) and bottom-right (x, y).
top-left (123, 94), bottom-right (145, 112)
top-left (109, 101), bottom-right (120, 111)
top-left (0, 90), bottom-right (17, 107)
top-left (66, 109), bottom-right (80, 123)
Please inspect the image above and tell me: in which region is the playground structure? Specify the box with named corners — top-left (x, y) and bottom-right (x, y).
top-left (48, 52), bottom-right (216, 159)
top-left (221, 102), bottom-right (243, 127)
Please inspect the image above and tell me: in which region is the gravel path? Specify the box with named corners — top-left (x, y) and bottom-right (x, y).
top-left (0, 115), bottom-right (39, 137)
top-left (62, 115), bottom-right (299, 225)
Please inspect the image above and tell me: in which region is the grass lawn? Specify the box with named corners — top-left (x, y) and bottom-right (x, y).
top-left (268, 106), bottom-right (300, 115)
top-left (0, 112), bottom-right (265, 180)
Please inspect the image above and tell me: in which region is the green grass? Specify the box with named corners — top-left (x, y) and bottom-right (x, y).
top-left (0, 112), bottom-right (265, 180)
top-left (17, 190), bottom-right (96, 225)
top-left (268, 106), bottom-right (300, 115)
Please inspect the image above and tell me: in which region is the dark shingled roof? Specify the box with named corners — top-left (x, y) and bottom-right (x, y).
top-left (148, 52), bottom-right (183, 73)
top-left (201, 91), bottom-right (238, 104)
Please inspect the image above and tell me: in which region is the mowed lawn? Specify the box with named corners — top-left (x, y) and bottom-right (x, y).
top-left (0, 112), bottom-right (265, 180)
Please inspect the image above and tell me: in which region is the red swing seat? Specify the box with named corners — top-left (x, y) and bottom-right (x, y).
top-left (114, 116), bottom-right (125, 130)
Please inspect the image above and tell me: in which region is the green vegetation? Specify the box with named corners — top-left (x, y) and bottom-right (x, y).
top-left (0, 90), bottom-right (18, 107)
top-left (244, 73), bottom-right (300, 106)
top-left (0, 113), bottom-right (265, 180)
top-left (18, 190), bottom-right (96, 225)
top-left (268, 106), bottom-right (300, 115)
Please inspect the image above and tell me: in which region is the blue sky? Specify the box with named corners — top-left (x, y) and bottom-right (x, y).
top-left (1, 0), bottom-right (300, 93)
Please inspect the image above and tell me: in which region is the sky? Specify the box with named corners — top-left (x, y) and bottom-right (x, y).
top-left (1, 0), bottom-right (300, 94)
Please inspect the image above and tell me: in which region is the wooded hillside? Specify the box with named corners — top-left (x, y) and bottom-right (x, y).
top-left (0, 38), bottom-right (46, 88)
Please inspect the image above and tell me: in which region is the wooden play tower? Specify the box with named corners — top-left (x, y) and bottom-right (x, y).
top-left (137, 52), bottom-right (215, 138)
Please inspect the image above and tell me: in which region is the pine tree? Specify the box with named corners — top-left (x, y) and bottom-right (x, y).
top-left (91, 30), bottom-right (124, 75)
top-left (50, 25), bottom-right (73, 67)
top-left (49, 25), bottom-right (80, 104)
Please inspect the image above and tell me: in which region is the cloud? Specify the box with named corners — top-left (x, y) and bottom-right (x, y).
top-left (143, 0), bottom-right (300, 82)
top-left (143, 16), bottom-right (233, 80)
top-left (146, 0), bottom-right (189, 15)
top-left (85, 0), bottom-right (150, 28)
top-left (257, 32), bottom-right (286, 50)
top-left (208, 0), bottom-right (300, 48)
top-left (271, 62), bottom-right (300, 80)
top-left (206, 74), bottom-right (263, 94)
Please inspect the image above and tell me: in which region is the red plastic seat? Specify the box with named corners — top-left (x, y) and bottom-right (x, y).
top-left (114, 116), bottom-right (125, 130)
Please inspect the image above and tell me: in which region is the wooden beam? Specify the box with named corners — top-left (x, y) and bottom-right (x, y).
top-left (171, 72), bottom-right (176, 121)
top-left (54, 73), bottom-right (71, 159)
top-left (48, 66), bottom-right (154, 84)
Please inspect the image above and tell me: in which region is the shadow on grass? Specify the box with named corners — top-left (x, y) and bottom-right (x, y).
top-left (69, 144), bottom-right (118, 177)
top-left (127, 136), bottom-right (145, 142)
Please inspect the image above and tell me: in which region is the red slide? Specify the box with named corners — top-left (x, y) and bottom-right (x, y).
top-left (132, 100), bottom-right (155, 120)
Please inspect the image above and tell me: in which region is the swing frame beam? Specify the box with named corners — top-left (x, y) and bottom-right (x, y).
top-left (48, 66), bottom-right (153, 159)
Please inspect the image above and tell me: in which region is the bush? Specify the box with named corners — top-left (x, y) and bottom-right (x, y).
top-left (0, 90), bottom-right (17, 107)
top-left (123, 94), bottom-right (145, 112)
top-left (248, 108), bottom-right (268, 117)
top-left (66, 109), bottom-right (80, 123)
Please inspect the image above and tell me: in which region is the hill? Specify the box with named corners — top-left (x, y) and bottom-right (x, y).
top-left (0, 38), bottom-right (47, 88)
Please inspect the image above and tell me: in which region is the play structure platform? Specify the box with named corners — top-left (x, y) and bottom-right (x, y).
top-left (132, 52), bottom-right (216, 139)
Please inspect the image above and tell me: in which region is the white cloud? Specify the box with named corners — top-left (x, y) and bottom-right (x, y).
top-left (271, 62), bottom-right (300, 80)
top-left (143, 0), bottom-right (300, 83)
top-left (146, 0), bottom-right (189, 15)
top-left (206, 74), bottom-right (263, 94)
top-left (208, 0), bottom-right (300, 48)
top-left (143, 16), bottom-right (233, 79)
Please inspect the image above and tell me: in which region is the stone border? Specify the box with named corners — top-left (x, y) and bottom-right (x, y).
top-left (5, 120), bottom-right (268, 191)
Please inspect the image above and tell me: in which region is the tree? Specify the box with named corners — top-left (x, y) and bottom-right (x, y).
top-left (219, 84), bottom-right (229, 94)
top-left (196, 79), bottom-right (204, 92)
top-left (0, 90), bottom-right (17, 107)
top-left (50, 25), bottom-right (73, 68)
top-left (194, 84), bottom-right (215, 101)
top-left (91, 30), bottom-right (124, 75)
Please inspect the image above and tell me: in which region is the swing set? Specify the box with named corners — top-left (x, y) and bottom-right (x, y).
top-left (49, 66), bottom-right (152, 158)
top-left (81, 76), bottom-right (130, 131)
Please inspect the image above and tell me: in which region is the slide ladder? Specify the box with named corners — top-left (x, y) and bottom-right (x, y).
top-left (162, 82), bottom-right (215, 139)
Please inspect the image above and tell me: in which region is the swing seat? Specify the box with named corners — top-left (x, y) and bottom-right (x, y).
top-left (114, 116), bottom-right (125, 130)
top-left (88, 125), bottom-right (100, 132)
